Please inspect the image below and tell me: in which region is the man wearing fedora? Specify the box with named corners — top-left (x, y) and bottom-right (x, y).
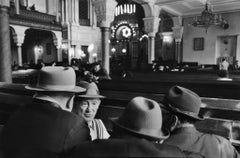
top-left (162, 85), bottom-right (240, 158)
top-left (72, 80), bottom-right (110, 140)
top-left (68, 96), bottom-right (197, 157)
top-left (0, 66), bottom-right (91, 158)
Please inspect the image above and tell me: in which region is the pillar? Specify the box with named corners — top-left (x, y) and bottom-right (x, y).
top-left (56, 0), bottom-right (59, 22)
top-left (236, 35), bottom-right (240, 66)
top-left (148, 36), bottom-right (155, 63)
top-left (143, 16), bottom-right (160, 64)
top-left (61, 0), bottom-right (65, 24)
top-left (0, 1), bottom-right (12, 82)
top-left (65, 0), bottom-right (69, 23)
top-left (93, 0), bottom-right (117, 74)
top-left (17, 43), bottom-right (23, 66)
top-left (15, 0), bottom-right (20, 14)
top-left (172, 26), bottom-right (184, 63)
top-left (75, 0), bottom-right (79, 24)
top-left (101, 27), bottom-right (110, 73)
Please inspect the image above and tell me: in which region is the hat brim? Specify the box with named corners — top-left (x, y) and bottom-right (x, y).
top-left (76, 94), bottom-right (105, 99)
top-left (25, 85), bottom-right (86, 93)
top-left (111, 118), bottom-right (169, 140)
top-left (166, 103), bottom-right (204, 121)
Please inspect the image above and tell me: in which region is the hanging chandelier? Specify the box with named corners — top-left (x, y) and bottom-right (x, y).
top-left (191, 0), bottom-right (229, 33)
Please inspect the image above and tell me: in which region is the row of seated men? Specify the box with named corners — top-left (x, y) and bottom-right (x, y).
top-left (0, 66), bottom-right (239, 158)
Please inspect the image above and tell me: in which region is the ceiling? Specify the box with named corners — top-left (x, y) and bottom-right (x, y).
top-left (132, 0), bottom-right (240, 17)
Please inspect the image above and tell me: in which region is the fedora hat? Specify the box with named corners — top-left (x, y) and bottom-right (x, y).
top-left (76, 81), bottom-right (105, 99)
top-left (164, 86), bottom-right (204, 120)
top-left (25, 66), bottom-right (85, 93)
top-left (112, 96), bottom-right (169, 141)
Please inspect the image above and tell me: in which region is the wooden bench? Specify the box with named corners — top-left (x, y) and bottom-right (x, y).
top-left (96, 80), bottom-right (240, 147)
top-left (0, 80), bottom-right (240, 148)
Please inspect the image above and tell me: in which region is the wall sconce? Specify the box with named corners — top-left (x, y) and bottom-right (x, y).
top-left (92, 53), bottom-right (97, 62)
top-left (34, 45), bottom-right (43, 54)
top-left (163, 35), bottom-right (173, 43)
top-left (111, 47), bottom-right (116, 53)
top-left (92, 53), bottom-right (97, 58)
top-left (80, 50), bottom-right (86, 58)
top-left (61, 44), bottom-right (68, 50)
top-left (69, 48), bottom-right (74, 58)
top-left (122, 48), bottom-right (126, 54)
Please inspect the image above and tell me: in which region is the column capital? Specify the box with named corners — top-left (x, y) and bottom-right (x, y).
top-left (93, 0), bottom-right (117, 28)
top-left (16, 42), bottom-right (23, 47)
top-left (0, 0), bottom-right (9, 7)
top-left (143, 16), bottom-right (160, 36)
top-left (172, 26), bottom-right (184, 43)
top-left (172, 16), bottom-right (182, 27)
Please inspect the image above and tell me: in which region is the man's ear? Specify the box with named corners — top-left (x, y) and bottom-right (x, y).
top-left (169, 115), bottom-right (179, 132)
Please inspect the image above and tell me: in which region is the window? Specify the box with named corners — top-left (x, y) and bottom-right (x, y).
top-left (79, 0), bottom-right (90, 26)
top-left (79, 0), bottom-right (89, 20)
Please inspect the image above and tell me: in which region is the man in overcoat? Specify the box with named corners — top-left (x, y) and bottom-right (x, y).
top-left (68, 96), bottom-right (202, 157)
top-left (0, 66), bottom-right (90, 158)
top-left (162, 85), bottom-right (240, 158)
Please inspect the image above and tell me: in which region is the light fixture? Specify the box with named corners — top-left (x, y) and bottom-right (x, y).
top-left (111, 47), bottom-right (116, 53)
top-left (92, 53), bottom-right (97, 57)
top-left (191, 0), bottom-right (229, 33)
top-left (122, 48), bottom-right (126, 54)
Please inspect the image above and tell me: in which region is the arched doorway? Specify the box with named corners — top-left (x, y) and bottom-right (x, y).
top-left (22, 29), bottom-right (57, 66)
top-left (110, 0), bottom-right (146, 72)
top-left (157, 11), bottom-right (175, 62)
top-left (10, 27), bottom-right (18, 67)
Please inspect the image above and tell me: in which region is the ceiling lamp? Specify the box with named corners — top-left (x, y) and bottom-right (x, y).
top-left (191, 0), bottom-right (229, 33)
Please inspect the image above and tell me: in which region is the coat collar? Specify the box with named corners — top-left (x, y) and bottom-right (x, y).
top-left (172, 126), bottom-right (198, 135)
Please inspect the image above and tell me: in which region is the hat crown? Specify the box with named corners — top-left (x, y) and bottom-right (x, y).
top-left (166, 86), bottom-right (202, 119)
top-left (117, 97), bottom-right (165, 139)
top-left (25, 66), bottom-right (85, 93)
top-left (37, 67), bottom-right (75, 90)
top-left (77, 81), bottom-right (100, 96)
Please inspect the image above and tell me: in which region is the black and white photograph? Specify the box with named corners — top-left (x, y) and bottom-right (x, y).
top-left (0, 0), bottom-right (240, 157)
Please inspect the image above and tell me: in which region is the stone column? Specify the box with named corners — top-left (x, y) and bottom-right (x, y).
top-left (101, 27), bottom-right (110, 73)
top-left (235, 35), bottom-right (240, 66)
top-left (17, 43), bottom-right (23, 66)
top-left (93, 0), bottom-right (117, 74)
top-left (56, 0), bottom-right (59, 22)
top-left (143, 16), bottom-right (160, 64)
top-left (0, 1), bottom-right (12, 83)
top-left (148, 36), bottom-right (155, 63)
top-left (172, 17), bottom-right (184, 63)
top-left (15, 0), bottom-right (20, 14)
top-left (75, 0), bottom-right (79, 24)
top-left (61, 0), bottom-right (65, 24)
top-left (172, 26), bottom-right (184, 63)
top-left (65, 0), bottom-right (69, 23)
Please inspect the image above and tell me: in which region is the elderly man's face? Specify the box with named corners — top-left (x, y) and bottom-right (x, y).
top-left (73, 98), bottom-right (101, 123)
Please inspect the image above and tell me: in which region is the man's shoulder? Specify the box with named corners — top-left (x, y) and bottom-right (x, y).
top-left (71, 139), bottom-right (188, 157)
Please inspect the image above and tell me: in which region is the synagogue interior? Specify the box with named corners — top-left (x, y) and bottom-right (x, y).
top-left (0, 0), bottom-right (240, 157)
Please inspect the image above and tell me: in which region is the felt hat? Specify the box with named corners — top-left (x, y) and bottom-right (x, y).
top-left (164, 85), bottom-right (204, 120)
top-left (76, 81), bottom-right (105, 99)
top-left (112, 96), bottom-right (169, 141)
top-left (25, 66), bottom-right (85, 93)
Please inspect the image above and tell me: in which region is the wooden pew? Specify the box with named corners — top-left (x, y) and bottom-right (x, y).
top-left (96, 80), bottom-right (240, 148)
top-left (0, 81), bottom-right (240, 149)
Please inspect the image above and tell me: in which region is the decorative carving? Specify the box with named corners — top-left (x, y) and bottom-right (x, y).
top-left (143, 16), bottom-right (160, 36)
top-left (172, 26), bottom-right (184, 42)
top-left (93, 0), bottom-right (117, 27)
top-left (0, 0), bottom-right (9, 7)
top-left (172, 16), bottom-right (182, 27)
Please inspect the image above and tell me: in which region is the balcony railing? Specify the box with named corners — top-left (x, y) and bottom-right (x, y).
top-left (18, 9), bottom-right (57, 24)
top-left (10, 6), bottom-right (61, 29)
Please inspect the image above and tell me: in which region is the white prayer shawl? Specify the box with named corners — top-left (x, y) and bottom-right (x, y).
top-left (89, 119), bottom-right (110, 140)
